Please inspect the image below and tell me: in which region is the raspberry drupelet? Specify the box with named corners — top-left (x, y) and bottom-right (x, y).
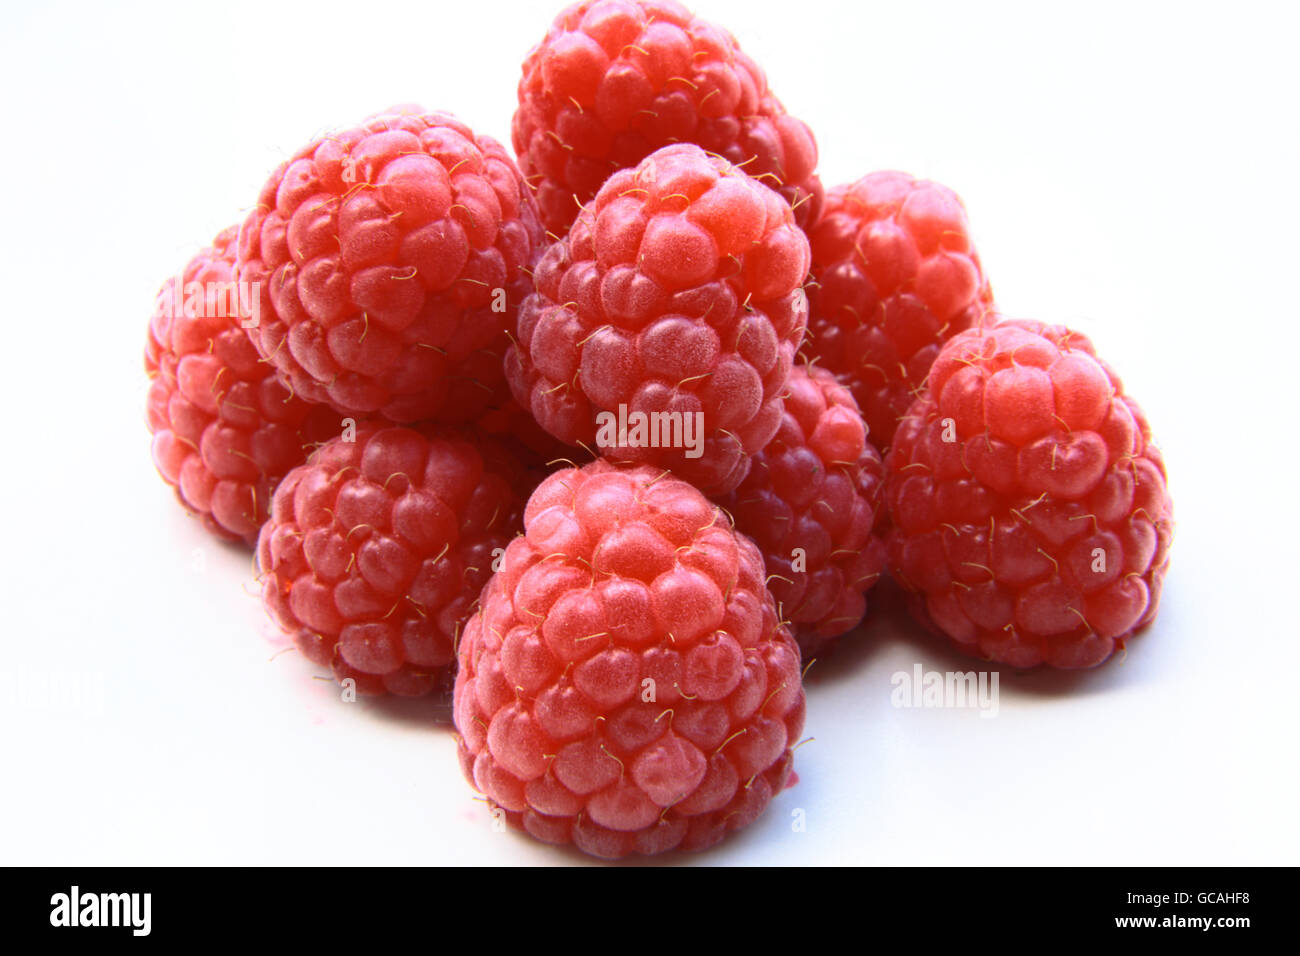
top-left (805, 171), bottom-right (994, 448)
top-left (454, 460), bottom-right (807, 858)
top-left (257, 423), bottom-right (531, 696)
top-left (717, 364), bottom-right (887, 658)
top-left (145, 227), bottom-right (342, 544)
top-left (883, 320), bottom-right (1174, 669)
top-left (236, 106), bottom-right (544, 424)
top-left (513, 0), bottom-right (823, 235)
top-left (505, 143), bottom-right (811, 496)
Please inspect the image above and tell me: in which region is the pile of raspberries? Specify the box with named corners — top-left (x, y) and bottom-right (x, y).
top-left (144, 0), bottom-right (1173, 860)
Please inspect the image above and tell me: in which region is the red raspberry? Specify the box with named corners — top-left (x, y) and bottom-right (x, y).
top-left (505, 143), bottom-right (811, 495)
top-left (454, 461), bottom-right (806, 858)
top-left (513, 0), bottom-right (823, 235)
top-left (883, 320), bottom-right (1174, 669)
top-left (718, 364), bottom-right (886, 657)
top-left (236, 107), bottom-right (544, 424)
top-left (805, 171), bottom-right (994, 447)
top-left (257, 423), bottom-right (529, 696)
top-left (146, 227), bottom-right (342, 544)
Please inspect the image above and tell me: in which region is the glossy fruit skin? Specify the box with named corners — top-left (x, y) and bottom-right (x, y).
top-left (454, 460), bottom-right (806, 858)
top-left (883, 320), bottom-right (1173, 669)
top-left (513, 0), bottom-right (822, 235)
top-left (718, 365), bottom-right (886, 657)
top-left (236, 106), bottom-right (544, 424)
top-left (805, 171), bottom-right (994, 448)
top-left (257, 423), bottom-right (529, 696)
top-left (146, 227), bottom-right (342, 544)
top-left (505, 143), bottom-right (811, 496)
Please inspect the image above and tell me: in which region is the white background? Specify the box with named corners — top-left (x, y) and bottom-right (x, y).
top-left (1, 0), bottom-right (1296, 866)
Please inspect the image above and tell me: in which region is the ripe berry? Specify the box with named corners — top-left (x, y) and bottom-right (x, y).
top-left (237, 106), bottom-right (544, 424)
top-left (805, 171), bottom-right (994, 447)
top-left (506, 143), bottom-right (811, 495)
top-left (145, 227), bottom-right (342, 544)
top-left (718, 364), bottom-right (886, 657)
top-left (257, 423), bottom-right (530, 696)
top-left (454, 460), bottom-right (806, 858)
top-left (884, 320), bottom-right (1173, 669)
top-left (514, 0), bottom-right (822, 235)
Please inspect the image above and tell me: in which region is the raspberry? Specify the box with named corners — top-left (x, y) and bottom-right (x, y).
top-left (804, 171), bottom-right (994, 447)
top-left (717, 364), bottom-right (886, 657)
top-left (257, 423), bottom-right (529, 696)
top-left (513, 0), bottom-right (823, 235)
top-left (505, 143), bottom-right (811, 495)
top-left (236, 107), bottom-right (544, 424)
top-left (454, 460), bottom-right (806, 858)
top-left (883, 320), bottom-right (1174, 669)
top-left (146, 227), bottom-right (342, 544)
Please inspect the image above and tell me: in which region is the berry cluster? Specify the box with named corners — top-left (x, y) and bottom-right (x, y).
top-left (143, 0), bottom-right (1172, 860)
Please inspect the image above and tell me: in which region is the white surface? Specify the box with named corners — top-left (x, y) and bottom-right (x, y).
top-left (0, 0), bottom-right (1296, 866)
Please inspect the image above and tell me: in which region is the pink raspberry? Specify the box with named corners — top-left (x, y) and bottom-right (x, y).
top-left (146, 227), bottom-right (342, 544)
top-left (505, 143), bottom-right (811, 495)
top-left (513, 0), bottom-right (822, 235)
top-left (718, 364), bottom-right (886, 657)
top-left (454, 461), bottom-right (806, 858)
top-left (257, 423), bottom-right (530, 696)
top-left (883, 320), bottom-right (1174, 669)
top-left (237, 107), bottom-right (544, 424)
top-left (805, 171), bottom-right (994, 447)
